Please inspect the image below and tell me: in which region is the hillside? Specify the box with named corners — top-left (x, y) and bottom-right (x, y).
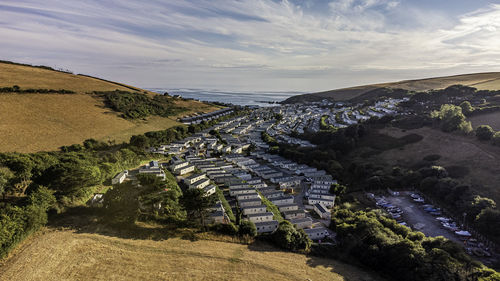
top-left (0, 61), bottom-right (219, 152)
top-left (284, 72), bottom-right (500, 103)
top-left (0, 228), bottom-right (381, 281)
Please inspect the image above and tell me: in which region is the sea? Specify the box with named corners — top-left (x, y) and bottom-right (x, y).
top-left (146, 88), bottom-right (305, 107)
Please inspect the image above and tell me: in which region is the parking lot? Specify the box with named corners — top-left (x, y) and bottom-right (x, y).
top-left (384, 194), bottom-right (462, 243)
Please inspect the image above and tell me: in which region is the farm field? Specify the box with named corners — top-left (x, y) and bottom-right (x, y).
top-left (378, 126), bottom-right (500, 204)
top-left (0, 227), bottom-right (380, 281)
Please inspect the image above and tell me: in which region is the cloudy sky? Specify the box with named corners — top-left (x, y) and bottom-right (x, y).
top-left (1, 0), bottom-right (500, 92)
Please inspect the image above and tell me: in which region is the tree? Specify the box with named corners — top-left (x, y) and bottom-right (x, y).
top-left (103, 183), bottom-right (140, 223)
top-left (431, 104), bottom-right (471, 133)
top-left (469, 196), bottom-right (496, 220)
top-left (0, 166), bottom-right (14, 201)
top-left (475, 125), bottom-right (494, 141)
top-left (25, 185), bottom-right (56, 229)
top-left (180, 188), bottom-right (216, 229)
top-left (272, 221), bottom-right (312, 252)
top-left (329, 183), bottom-right (347, 196)
top-left (459, 101), bottom-right (474, 115)
top-left (39, 160), bottom-right (102, 196)
top-left (130, 134), bottom-right (150, 149)
top-left (475, 208), bottom-right (500, 240)
top-left (238, 220), bottom-right (257, 237)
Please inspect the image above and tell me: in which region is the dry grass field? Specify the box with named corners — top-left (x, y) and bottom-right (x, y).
top-left (0, 62), bottom-right (138, 93)
top-left (0, 93), bottom-right (178, 152)
top-left (287, 72), bottom-right (500, 102)
top-left (0, 227), bottom-right (380, 281)
top-left (378, 126), bottom-right (500, 204)
top-left (0, 62), bottom-right (219, 152)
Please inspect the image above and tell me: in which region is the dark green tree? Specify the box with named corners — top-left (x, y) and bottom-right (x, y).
top-left (272, 221), bottom-right (312, 252)
top-left (180, 188), bottom-right (216, 229)
top-left (238, 220), bottom-right (257, 237)
top-left (130, 134), bottom-right (150, 149)
top-left (0, 166), bottom-right (14, 201)
top-left (103, 183), bottom-right (140, 223)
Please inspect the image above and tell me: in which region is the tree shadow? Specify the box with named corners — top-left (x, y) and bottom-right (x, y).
top-left (246, 240), bottom-right (385, 281)
top-left (305, 244), bottom-right (386, 281)
top-left (47, 206), bottom-right (201, 242)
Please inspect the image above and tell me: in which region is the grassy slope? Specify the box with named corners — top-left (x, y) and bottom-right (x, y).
top-left (0, 228), bottom-right (380, 281)
top-left (0, 62), bottom-right (218, 152)
top-left (285, 72), bottom-right (500, 103)
top-left (376, 127), bottom-right (500, 204)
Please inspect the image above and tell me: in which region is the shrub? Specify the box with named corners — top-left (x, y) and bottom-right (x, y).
top-left (459, 101), bottom-right (474, 115)
top-left (476, 125), bottom-right (494, 141)
top-left (493, 131), bottom-right (500, 146)
top-left (431, 104), bottom-right (471, 133)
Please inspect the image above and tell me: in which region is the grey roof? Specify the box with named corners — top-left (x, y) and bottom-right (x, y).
top-left (283, 209), bottom-right (306, 216)
top-left (289, 217), bottom-right (313, 224)
top-left (185, 173), bottom-right (206, 181)
top-left (238, 198), bottom-right (262, 204)
top-left (191, 178), bottom-right (210, 186)
top-left (304, 227), bottom-right (329, 235)
top-left (247, 212), bottom-right (274, 218)
top-left (254, 220), bottom-right (279, 227)
top-left (314, 203), bottom-right (329, 214)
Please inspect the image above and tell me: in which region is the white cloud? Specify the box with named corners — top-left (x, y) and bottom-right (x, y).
top-left (0, 0), bottom-right (499, 91)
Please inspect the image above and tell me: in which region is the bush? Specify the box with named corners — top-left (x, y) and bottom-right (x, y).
top-left (431, 104), bottom-right (472, 133)
top-left (476, 125), bottom-right (494, 141)
top-left (0, 186), bottom-right (56, 258)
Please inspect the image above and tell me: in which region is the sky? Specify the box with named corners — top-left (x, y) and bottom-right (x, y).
top-left (1, 0), bottom-right (500, 92)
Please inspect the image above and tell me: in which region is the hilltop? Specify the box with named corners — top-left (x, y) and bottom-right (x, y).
top-left (0, 61), bottom-right (219, 152)
top-left (284, 72), bottom-right (500, 103)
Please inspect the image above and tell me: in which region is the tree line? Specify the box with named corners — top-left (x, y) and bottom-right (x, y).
top-left (0, 108), bottom-right (243, 258)
top-left (95, 90), bottom-right (187, 119)
top-left (331, 206), bottom-right (499, 281)
top-left (0, 85), bottom-right (75, 94)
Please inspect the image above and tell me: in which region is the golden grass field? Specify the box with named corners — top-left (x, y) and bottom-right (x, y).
top-left (0, 227), bottom-right (380, 281)
top-left (0, 62), bottom-right (219, 152)
top-left (0, 62), bottom-right (138, 93)
top-left (290, 72), bottom-right (500, 102)
top-left (378, 126), bottom-right (500, 204)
